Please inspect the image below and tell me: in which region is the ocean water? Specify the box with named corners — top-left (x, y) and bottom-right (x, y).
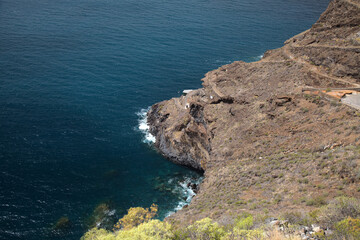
top-left (0, 0), bottom-right (330, 239)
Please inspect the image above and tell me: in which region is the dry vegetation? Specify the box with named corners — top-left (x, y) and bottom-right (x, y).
top-left (82, 197), bottom-right (360, 239)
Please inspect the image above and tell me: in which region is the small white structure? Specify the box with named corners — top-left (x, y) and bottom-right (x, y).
top-left (182, 89), bottom-right (193, 95)
top-left (185, 103), bottom-right (190, 109)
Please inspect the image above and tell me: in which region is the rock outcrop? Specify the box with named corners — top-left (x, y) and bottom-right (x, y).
top-left (148, 0), bottom-right (360, 224)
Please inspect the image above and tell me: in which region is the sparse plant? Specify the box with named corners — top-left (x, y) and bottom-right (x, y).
top-left (113, 204), bottom-right (158, 230)
top-left (318, 196), bottom-right (360, 228)
top-left (185, 217), bottom-right (225, 240)
top-left (334, 217), bottom-right (360, 239)
top-left (306, 196), bottom-right (327, 207)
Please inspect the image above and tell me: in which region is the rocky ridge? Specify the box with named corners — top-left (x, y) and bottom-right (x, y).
top-left (148, 0), bottom-right (360, 226)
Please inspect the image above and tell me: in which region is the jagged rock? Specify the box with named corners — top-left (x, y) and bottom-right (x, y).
top-left (275, 96), bottom-right (292, 106)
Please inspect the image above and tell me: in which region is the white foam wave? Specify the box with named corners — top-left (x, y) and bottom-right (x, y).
top-left (165, 176), bottom-right (203, 217)
top-left (136, 108), bottom-right (156, 144)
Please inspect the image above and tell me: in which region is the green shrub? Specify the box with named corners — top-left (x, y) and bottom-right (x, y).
top-left (185, 218), bottom-right (225, 240)
top-left (116, 219), bottom-right (173, 240)
top-left (113, 204), bottom-right (158, 230)
top-left (81, 228), bottom-right (113, 240)
top-left (234, 214), bottom-right (254, 230)
top-left (318, 196), bottom-right (360, 228)
top-left (235, 200), bottom-right (247, 205)
top-left (221, 213), bottom-right (264, 240)
top-left (309, 209), bottom-right (320, 223)
top-left (306, 196), bottom-right (326, 207)
top-left (81, 220), bottom-right (173, 240)
top-left (335, 217), bottom-right (360, 239)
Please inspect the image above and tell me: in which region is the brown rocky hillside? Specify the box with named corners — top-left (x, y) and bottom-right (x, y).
top-left (148, 0), bottom-right (360, 226)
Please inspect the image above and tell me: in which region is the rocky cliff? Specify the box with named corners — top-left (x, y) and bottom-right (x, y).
top-left (148, 0), bottom-right (360, 225)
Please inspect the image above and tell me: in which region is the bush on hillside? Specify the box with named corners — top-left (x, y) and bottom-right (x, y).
top-left (233, 214), bottom-right (254, 230)
top-left (113, 204), bottom-right (158, 230)
top-left (81, 220), bottom-right (173, 240)
top-left (334, 217), bottom-right (360, 240)
top-left (116, 219), bottom-right (173, 240)
top-left (80, 228), bottom-right (113, 240)
top-left (318, 197), bottom-right (360, 228)
top-left (185, 218), bottom-right (226, 240)
top-left (225, 214), bottom-right (264, 240)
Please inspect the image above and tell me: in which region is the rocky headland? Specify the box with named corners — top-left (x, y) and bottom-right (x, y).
top-left (148, 0), bottom-right (360, 226)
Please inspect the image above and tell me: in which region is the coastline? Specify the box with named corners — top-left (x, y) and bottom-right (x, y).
top-left (136, 108), bottom-right (203, 218)
top-left (79, 0), bottom-right (360, 239)
top-left (146, 0), bottom-right (360, 225)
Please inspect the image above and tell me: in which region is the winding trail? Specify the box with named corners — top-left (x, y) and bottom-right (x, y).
top-left (282, 44), bottom-right (360, 87)
top-left (203, 0), bottom-right (360, 105)
top-left (208, 81), bottom-right (225, 98)
top-left (291, 44), bottom-right (360, 50)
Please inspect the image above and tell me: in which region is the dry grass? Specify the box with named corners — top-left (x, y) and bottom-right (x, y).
top-left (266, 229), bottom-right (301, 240)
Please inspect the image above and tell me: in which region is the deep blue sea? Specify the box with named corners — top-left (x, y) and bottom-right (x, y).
top-left (0, 0), bottom-right (330, 239)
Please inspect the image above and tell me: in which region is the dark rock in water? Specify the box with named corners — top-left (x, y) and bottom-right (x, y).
top-left (104, 169), bottom-right (120, 179)
top-left (187, 182), bottom-right (198, 193)
top-left (86, 202), bottom-right (117, 230)
top-left (54, 216), bottom-right (71, 230)
top-left (154, 182), bottom-right (173, 193)
top-left (154, 183), bottom-right (165, 190)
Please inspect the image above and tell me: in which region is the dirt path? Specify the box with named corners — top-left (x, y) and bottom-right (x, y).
top-left (291, 44), bottom-right (360, 50)
top-left (208, 81), bottom-right (225, 98)
top-left (282, 45), bottom-right (360, 87)
top-left (207, 0), bottom-right (360, 101)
